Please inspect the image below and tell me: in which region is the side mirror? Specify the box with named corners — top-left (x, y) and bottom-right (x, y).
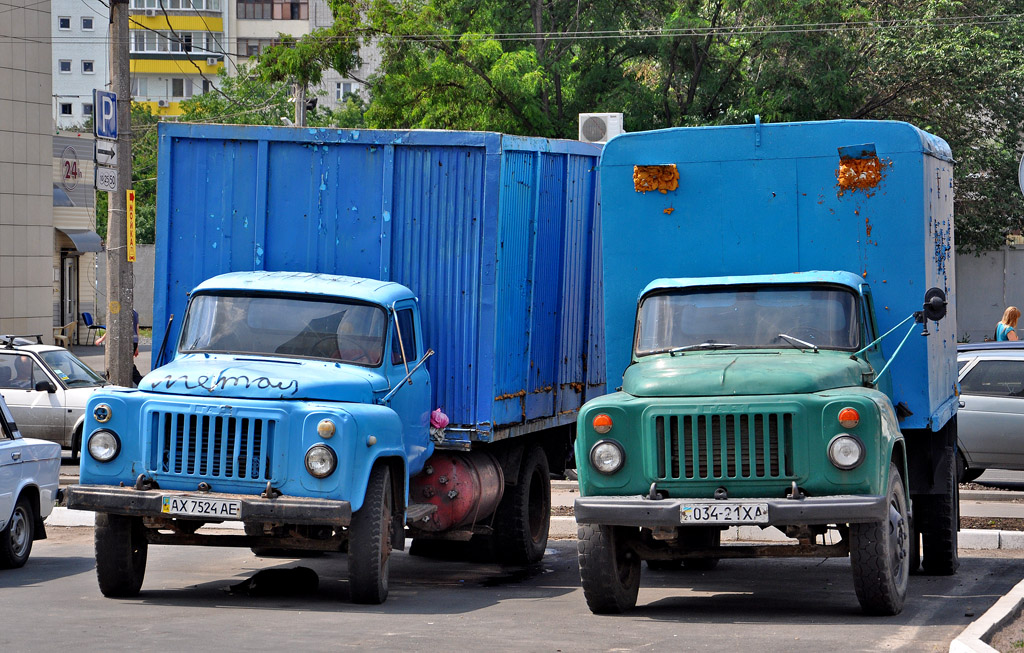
top-left (922, 287), bottom-right (948, 322)
top-left (35, 380), bottom-right (56, 393)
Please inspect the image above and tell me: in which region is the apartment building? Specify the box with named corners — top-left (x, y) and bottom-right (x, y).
top-left (51, 0), bottom-right (111, 129)
top-left (309, 0), bottom-right (378, 110)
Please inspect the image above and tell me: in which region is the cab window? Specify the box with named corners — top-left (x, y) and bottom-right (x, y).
top-left (391, 309), bottom-right (417, 364)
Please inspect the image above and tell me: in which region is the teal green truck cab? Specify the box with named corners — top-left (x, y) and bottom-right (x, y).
top-left (576, 120), bottom-right (958, 616)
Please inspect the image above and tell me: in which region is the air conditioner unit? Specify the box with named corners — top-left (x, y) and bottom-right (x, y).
top-left (578, 113), bottom-right (625, 144)
top-left (157, 99), bottom-right (169, 108)
top-left (145, 9), bottom-right (157, 16)
top-left (206, 57), bottom-right (219, 66)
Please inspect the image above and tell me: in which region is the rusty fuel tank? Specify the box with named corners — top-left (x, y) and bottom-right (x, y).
top-left (409, 451), bottom-right (505, 532)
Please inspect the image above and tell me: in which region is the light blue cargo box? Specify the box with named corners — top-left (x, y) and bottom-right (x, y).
top-left (153, 123), bottom-right (606, 443)
top-left (599, 119), bottom-right (956, 432)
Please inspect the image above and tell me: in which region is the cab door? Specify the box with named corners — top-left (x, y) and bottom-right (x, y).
top-left (385, 303), bottom-right (432, 475)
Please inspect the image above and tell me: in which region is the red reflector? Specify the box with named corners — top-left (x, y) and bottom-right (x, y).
top-left (593, 414), bottom-right (613, 434)
top-left (838, 407), bottom-right (860, 428)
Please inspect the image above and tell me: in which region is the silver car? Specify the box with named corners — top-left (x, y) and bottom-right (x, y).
top-left (956, 342), bottom-right (1024, 482)
top-left (0, 337), bottom-right (109, 463)
top-left (0, 390), bottom-right (60, 568)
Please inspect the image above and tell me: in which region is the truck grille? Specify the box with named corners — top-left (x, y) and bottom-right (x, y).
top-left (652, 412), bottom-right (795, 481)
top-left (149, 411), bottom-right (276, 481)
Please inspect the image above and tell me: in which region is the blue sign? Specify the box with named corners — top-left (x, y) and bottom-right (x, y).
top-left (93, 89), bottom-right (117, 140)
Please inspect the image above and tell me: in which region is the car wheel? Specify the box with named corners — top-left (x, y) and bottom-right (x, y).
top-left (71, 428), bottom-right (82, 465)
top-left (0, 496), bottom-right (35, 569)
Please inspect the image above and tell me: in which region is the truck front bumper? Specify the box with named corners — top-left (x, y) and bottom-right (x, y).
top-left (65, 485), bottom-right (352, 526)
top-left (574, 494), bottom-right (888, 528)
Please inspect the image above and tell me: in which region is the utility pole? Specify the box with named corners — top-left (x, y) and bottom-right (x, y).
top-left (105, 0), bottom-right (135, 387)
top-left (295, 82), bottom-right (307, 127)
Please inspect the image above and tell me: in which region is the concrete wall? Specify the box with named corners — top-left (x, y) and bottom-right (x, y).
top-left (0, 0), bottom-right (55, 341)
top-left (955, 248), bottom-right (1024, 343)
top-left (94, 243), bottom-right (155, 328)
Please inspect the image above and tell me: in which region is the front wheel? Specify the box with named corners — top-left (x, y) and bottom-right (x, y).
top-left (95, 513), bottom-right (148, 597)
top-left (348, 464), bottom-right (394, 604)
top-left (849, 462), bottom-right (910, 615)
top-left (0, 496), bottom-right (35, 568)
top-left (578, 524), bottom-right (641, 614)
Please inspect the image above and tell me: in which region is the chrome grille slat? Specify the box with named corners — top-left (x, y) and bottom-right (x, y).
top-left (150, 410), bottom-right (275, 481)
top-left (653, 411), bottom-right (795, 481)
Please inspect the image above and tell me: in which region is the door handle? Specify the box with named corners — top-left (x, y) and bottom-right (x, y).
top-left (11, 452), bottom-right (21, 461)
top-left (958, 401), bottom-right (966, 408)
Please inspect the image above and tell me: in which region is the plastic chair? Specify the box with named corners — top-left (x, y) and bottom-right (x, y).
top-left (53, 321), bottom-right (76, 350)
top-left (82, 312), bottom-right (105, 343)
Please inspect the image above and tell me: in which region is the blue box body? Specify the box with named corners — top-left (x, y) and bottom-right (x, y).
top-left (154, 123), bottom-right (606, 443)
top-left (599, 119), bottom-right (956, 431)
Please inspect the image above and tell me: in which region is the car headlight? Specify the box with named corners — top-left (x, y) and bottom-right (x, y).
top-left (305, 444), bottom-right (337, 478)
top-left (87, 430), bottom-right (120, 462)
top-left (590, 440), bottom-right (625, 475)
top-left (93, 403), bottom-right (112, 423)
top-left (828, 434), bottom-right (865, 470)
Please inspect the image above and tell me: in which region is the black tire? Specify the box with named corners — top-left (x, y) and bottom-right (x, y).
top-left (349, 464), bottom-right (394, 604)
top-left (957, 452), bottom-right (982, 484)
top-left (94, 513), bottom-right (148, 597)
top-left (907, 515), bottom-right (921, 575)
top-left (493, 445), bottom-right (551, 565)
top-left (850, 462), bottom-right (910, 616)
top-left (922, 451), bottom-right (960, 576)
top-left (681, 527), bottom-right (721, 571)
top-left (0, 496), bottom-right (35, 569)
top-left (70, 428), bottom-right (81, 465)
top-left (578, 523), bottom-right (641, 614)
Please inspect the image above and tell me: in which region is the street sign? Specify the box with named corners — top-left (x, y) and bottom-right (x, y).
top-left (94, 140), bottom-right (117, 167)
top-left (126, 190), bottom-right (137, 262)
top-left (95, 165), bottom-right (117, 192)
top-left (93, 89), bottom-right (117, 140)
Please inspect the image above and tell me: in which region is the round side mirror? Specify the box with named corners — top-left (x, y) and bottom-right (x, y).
top-left (923, 287), bottom-right (947, 322)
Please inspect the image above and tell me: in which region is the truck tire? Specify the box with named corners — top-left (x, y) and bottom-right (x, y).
top-left (578, 523), bottom-right (641, 614)
top-left (0, 496), bottom-right (35, 569)
top-left (681, 526), bottom-right (721, 571)
top-left (849, 463), bottom-right (910, 615)
top-left (493, 445), bottom-right (550, 565)
top-left (95, 513), bottom-right (148, 597)
top-left (348, 464), bottom-right (393, 604)
top-left (907, 516), bottom-right (921, 575)
top-left (922, 453), bottom-right (959, 576)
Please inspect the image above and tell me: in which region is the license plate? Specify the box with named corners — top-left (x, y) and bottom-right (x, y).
top-left (161, 496), bottom-right (242, 519)
top-left (680, 502), bottom-right (769, 524)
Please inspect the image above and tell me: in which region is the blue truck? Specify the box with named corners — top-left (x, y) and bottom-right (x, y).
top-left (66, 124), bottom-right (604, 603)
top-left (573, 119), bottom-right (959, 615)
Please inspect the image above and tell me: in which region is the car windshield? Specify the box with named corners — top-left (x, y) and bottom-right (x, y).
top-left (179, 293), bottom-right (388, 366)
top-left (635, 284), bottom-right (860, 356)
top-left (38, 349), bottom-right (107, 388)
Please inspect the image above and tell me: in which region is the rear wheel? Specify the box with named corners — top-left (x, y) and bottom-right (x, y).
top-left (0, 497), bottom-right (35, 568)
top-left (578, 524), bottom-right (641, 614)
top-left (493, 445), bottom-right (551, 564)
top-left (850, 463), bottom-right (910, 616)
top-left (349, 464), bottom-right (394, 604)
top-left (922, 451), bottom-right (960, 576)
top-left (95, 513), bottom-right (148, 597)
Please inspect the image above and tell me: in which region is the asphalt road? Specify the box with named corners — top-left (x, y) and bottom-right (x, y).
top-left (2, 529), bottom-right (1021, 652)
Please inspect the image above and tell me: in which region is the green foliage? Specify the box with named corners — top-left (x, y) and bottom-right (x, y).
top-left (95, 103), bottom-right (160, 244)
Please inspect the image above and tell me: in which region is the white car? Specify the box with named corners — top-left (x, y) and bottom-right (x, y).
top-left (0, 337), bottom-right (109, 462)
top-left (1, 391), bottom-right (60, 568)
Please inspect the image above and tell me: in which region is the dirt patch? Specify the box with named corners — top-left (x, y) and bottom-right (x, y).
top-left (962, 517), bottom-right (1024, 531)
top-left (987, 611), bottom-right (1024, 652)
top-left (552, 506), bottom-right (574, 517)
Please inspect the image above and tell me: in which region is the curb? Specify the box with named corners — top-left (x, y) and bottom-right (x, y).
top-left (950, 576), bottom-right (1024, 653)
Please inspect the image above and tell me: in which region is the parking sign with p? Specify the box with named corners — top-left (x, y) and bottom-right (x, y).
top-left (94, 89), bottom-right (117, 140)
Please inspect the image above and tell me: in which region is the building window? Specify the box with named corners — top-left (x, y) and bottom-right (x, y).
top-left (131, 30), bottom-right (214, 54)
top-left (202, 79), bottom-right (211, 94)
top-left (336, 82), bottom-right (354, 100)
top-left (60, 103), bottom-right (73, 116)
top-left (82, 16), bottom-right (94, 30)
top-left (237, 37), bottom-right (278, 57)
top-left (171, 78), bottom-right (193, 98)
top-left (131, 76), bottom-right (148, 96)
top-left (59, 60), bottom-right (72, 73)
top-left (237, 0), bottom-right (273, 20)
top-left (82, 60), bottom-right (95, 74)
top-left (133, 0), bottom-right (220, 9)
top-left (272, 0), bottom-right (307, 20)
top-left (83, 103), bottom-right (94, 117)
top-left (58, 16), bottom-right (71, 29)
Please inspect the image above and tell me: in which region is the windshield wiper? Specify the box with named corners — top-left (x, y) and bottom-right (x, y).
top-left (663, 342), bottom-right (739, 355)
top-left (776, 333), bottom-right (819, 352)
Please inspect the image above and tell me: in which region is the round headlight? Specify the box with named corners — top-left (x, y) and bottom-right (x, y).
top-left (838, 407), bottom-right (860, 429)
top-left (93, 403), bottom-right (112, 423)
top-left (316, 419), bottom-right (336, 439)
top-left (828, 434), bottom-right (865, 470)
top-left (593, 413), bottom-right (613, 435)
top-left (590, 440), bottom-right (625, 475)
top-left (87, 430), bottom-right (120, 462)
top-left (305, 444), bottom-right (337, 479)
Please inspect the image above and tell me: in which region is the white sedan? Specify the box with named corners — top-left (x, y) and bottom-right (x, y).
top-left (0, 340), bottom-right (109, 462)
top-left (1, 393), bottom-right (60, 567)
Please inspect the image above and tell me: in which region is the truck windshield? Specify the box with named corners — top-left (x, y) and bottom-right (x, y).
top-left (179, 293), bottom-right (388, 366)
top-left (635, 285), bottom-right (860, 356)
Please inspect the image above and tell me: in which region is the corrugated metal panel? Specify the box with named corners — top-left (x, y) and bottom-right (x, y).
top-left (154, 124), bottom-right (605, 442)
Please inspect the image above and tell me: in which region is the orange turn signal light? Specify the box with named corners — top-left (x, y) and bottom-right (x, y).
top-left (838, 407), bottom-right (860, 429)
top-left (593, 414), bottom-right (613, 434)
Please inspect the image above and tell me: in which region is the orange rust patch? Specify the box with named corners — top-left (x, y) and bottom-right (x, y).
top-left (837, 156), bottom-right (887, 196)
top-left (494, 390), bottom-right (527, 401)
top-left (663, 207), bottom-right (675, 215)
top-left (634, 165), bottom-right (679, 193)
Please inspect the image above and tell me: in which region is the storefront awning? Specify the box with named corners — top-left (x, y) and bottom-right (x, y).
top-left (56, 228), bottom-right (103, 253)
